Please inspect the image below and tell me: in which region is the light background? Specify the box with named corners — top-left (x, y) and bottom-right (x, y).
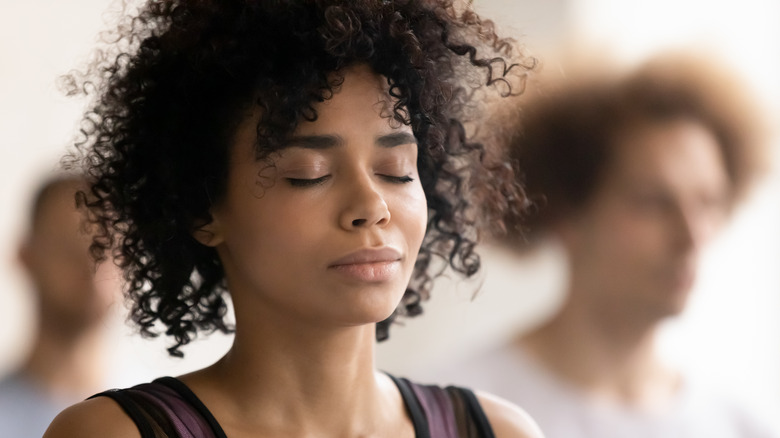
top-left (1, 0), bottom-right (778, 420)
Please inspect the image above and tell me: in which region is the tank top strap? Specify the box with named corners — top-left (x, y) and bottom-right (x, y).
top-left (388, 374), bottom-right (432, 438)
top-left (89, 377), bottom-right (226, 438)
top-left (388, 374), bottom-right (496, 438)
top-left (450, 385), bottom-right (496, 438)
top-left (91, 388), bottom-right (159, 438)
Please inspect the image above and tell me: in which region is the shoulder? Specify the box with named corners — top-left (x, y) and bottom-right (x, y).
top-left (475, 390), bottom-right (545, 438)
top-left (43, 396), bottom-right (140, 438)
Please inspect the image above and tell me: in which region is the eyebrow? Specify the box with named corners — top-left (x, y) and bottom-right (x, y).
top-left (284, 132), bottom-right (417, 150)
top-left (284, 135), bottom-right (341, 150)
top-left (375, 132), bottom-right (417, 148)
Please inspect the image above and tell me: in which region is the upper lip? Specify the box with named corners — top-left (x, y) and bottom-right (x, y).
top-left (329, 248), bottom-right (402, 266)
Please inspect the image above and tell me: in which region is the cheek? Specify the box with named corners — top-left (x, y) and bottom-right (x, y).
top-left (44, 256), bottom-right (87, 283)
top-left (401, 185), bottom-right (428, 250)
top-left (580, 210), bottom-right (657, 262)
top-left (603, 213), bottom-right (671, 266)
top-left (235, 205), bottom-right (308, 261)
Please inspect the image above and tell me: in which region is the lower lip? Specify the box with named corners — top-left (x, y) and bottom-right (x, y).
top-left (329, 261), bottom-right (400, 282)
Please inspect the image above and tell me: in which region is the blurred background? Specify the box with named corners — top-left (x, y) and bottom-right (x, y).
top-left (1, 0), bottom-right (778, 422)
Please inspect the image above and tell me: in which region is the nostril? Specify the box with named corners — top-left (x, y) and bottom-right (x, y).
top-left (352, 218), bottom-right (367, 227)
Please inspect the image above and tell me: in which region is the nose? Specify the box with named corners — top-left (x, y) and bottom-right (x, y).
top-left (673, 205), bottom-right (717, 254)
top-left (339, 178), bottom-right (391, 230)
top-left (674, 212), bottom-right (696, 252)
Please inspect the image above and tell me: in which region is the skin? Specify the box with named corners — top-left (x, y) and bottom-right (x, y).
top-left (522, 118), bottom-right (730, 407)
top-left (21, 181), bottom-right (117, 334)
top-left (45, 65), bottom-right (541, 437)
top-left (16, 180), bottom-right (118, 400)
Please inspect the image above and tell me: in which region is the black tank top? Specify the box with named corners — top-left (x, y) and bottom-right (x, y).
top-left (92, 375), bottom-right (495, 437)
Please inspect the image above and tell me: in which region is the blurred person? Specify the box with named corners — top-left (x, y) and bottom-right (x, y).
top-left (0, 173), bottom-right (119, 437)
top-left (426, 53), bottom-right (777, 437)
top-left (43, 1), bottom-right (543, 437)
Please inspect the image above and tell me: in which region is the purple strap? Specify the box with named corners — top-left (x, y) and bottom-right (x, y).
top-left (411, 383), bottom-right (460, 437)
top-left (91, 378), bottom-right (224, 438)
top-left (131, 382), bottom-right (218, 437)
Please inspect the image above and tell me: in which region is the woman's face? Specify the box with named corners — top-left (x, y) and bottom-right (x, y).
top-left (202, 65), bottom-right (428, 331)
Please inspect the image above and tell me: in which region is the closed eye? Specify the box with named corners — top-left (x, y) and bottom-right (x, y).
top-left (379, 174), bottom-right (414, 184)
top-left (286, 176), bottom-right (330, 187)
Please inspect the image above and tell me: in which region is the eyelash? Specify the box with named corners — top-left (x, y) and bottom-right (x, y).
top-left (286, 174), bottom-right (414, 187)
top-left (380, 175), bottom-right (414, 184)
top-left (286, 176), bottom-right (329, 187)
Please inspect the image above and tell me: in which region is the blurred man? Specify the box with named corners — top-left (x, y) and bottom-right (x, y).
top-left (432, 53), bottom-right (777, 437)
top-left (0, 174), bottom-right (119, 437)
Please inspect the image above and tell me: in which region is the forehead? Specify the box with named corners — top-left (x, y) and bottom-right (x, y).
top-left (231, 65), bottom-right (408, 159)
top-left (33, 184), bottom-right (81, 226)
top-left (293, 65), bottom-right (401, 135)
top-left (34, 201), bottom-right (86, 246)
top-left (604, 118), bottom-right (729, 191)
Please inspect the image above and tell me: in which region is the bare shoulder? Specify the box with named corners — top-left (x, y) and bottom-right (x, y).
top-left (43, 396), bottom-right (140, 438)
top-left (475, 390), bottom-right (545, 438)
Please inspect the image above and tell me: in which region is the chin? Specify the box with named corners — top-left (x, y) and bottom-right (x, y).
top-left (671, 296), bottom-right (692, 315)
top-left (366, 301), bottom-right (404, 325)
top-left (333, 297), bottom-right (404, 328)
top-left (325, 278), bottom-right (410, 327)
top-left (650, 295), bottom-right (691, 320)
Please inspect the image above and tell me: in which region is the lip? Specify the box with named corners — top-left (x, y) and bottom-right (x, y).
top-left (329, 247), bottom-right (402, 267)
top-left (328, 247), bottom-right (403, 282)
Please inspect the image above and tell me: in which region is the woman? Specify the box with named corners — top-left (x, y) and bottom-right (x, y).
top-left (45, 1), bottom-right (540, 436)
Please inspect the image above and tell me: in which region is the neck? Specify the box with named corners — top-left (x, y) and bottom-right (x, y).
top-left (186, 305), bottom-right (409, 437)
top-left (21, 320), bottom-right (108, 401)
top-left (521, 284), bottom-right (679, 408)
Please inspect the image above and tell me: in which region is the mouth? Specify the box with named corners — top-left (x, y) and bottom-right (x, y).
top-left (329, 248), bottom-right (403, 282)
top-left (330, 247), bottom-right (402, 266)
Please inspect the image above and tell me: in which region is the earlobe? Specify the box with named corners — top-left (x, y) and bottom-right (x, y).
top-left (192, 217), bottom-right (224, 247)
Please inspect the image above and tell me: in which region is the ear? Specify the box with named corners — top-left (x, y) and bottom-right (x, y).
top-left (192, 216), bottom-right (224, 247)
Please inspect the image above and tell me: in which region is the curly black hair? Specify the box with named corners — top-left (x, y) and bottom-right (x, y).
top-left (64, 0), bottom-right (534, 356)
